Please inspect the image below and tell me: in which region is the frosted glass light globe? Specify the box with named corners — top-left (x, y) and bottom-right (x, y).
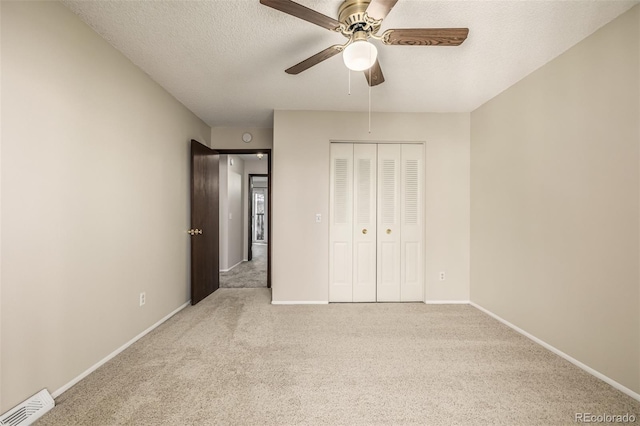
top-left (343, 40), bottom-right (378, 72)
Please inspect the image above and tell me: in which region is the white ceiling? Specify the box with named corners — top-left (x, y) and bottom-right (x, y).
top-left (62, 0), bottom-right (638, 128)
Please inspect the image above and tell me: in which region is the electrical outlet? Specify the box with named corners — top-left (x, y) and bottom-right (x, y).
top-left (439, 271), bottom-right (446, 281)
top-left (139, 292), bottom-right (146, 306)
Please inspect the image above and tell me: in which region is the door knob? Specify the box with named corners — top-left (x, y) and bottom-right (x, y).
top-left (362, 229), bottom-right (367, 234)
top-left (386, 229), bottom-right (392, 234)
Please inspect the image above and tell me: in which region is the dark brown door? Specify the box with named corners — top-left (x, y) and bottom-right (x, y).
top-left (190, 140), bottom-right (219, 305)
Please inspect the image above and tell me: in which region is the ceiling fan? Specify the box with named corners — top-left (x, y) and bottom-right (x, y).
top-left (259, 0), bottom-right (469, 86)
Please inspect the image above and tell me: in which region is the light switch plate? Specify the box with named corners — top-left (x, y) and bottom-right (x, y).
top-left (315, 214), bottom-right (322, 223)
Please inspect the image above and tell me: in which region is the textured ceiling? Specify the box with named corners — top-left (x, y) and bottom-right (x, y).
top-left (62, 0), bottom-right (638, 128)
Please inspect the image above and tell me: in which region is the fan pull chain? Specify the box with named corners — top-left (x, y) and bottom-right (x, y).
top-left (368, 76), bottom-right (371, 133)
top-left (348, 69), bottom-right (351, 95)
top-left (368, 56), bottom-right (372, 133)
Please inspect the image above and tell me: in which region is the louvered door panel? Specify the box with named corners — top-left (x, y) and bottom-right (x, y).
top-left (376, 144), bottom-right (402, 302)
top-left (401, 144), bottom-right (424, 301)
top-left (353, 144), bottom-right (377, 302)
top-left (329, 144), bottom-right (353, 302)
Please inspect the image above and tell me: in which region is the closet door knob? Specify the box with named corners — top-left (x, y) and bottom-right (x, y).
top-left (362, 229), bottom-right (367, 234)
top-left (386, 229), bottom-right (392, 234)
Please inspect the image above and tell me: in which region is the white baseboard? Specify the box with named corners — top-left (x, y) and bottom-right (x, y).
top-left (220, 260), bottom-right (243, 272)
top-left (52, 300), bottom-right (190, 399)
top-left (272, 300), bottom-right (470, 305)
top-left (470, 302), bottom-right (640, 403)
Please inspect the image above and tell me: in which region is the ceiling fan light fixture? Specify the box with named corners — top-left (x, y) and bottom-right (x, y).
top-left (343, 39), bottom-right (378, 72)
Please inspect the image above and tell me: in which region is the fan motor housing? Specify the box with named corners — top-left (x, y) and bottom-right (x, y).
top-left (339, 0), bottom-right (376, 32)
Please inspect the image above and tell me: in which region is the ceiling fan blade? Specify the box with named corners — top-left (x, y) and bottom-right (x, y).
top-left (285, 45), bottom-right (343, 75)
top-left (382, 28), bottom-right (469, 46)
top-left (260, 0), bottom-right (341, 31)
top-left (365, 0), bottom-right (399, 21)
top-left (364, 59), bottom-right (385, 86)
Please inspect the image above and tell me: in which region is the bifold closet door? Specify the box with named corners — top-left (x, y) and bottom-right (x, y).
top-left (329, 144), bottom-right (353, 302)
top-left (376, 144), bottom-right (402, 301)
top-left (330, 142), bottom-right (423, 303)
top-left (329, 144), bottom-right (377, 302)
top-left (400, 144), bottom-right (424, 301)
top-left (376, 144), bottom-right (424, 302)
top-left (352, 144), bottom-right (377, 302)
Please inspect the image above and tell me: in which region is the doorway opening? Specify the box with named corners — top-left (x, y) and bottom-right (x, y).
top-left (248, 174), bottom-right (268, 261)
top-left (217, 150), bottom-right (271, 289)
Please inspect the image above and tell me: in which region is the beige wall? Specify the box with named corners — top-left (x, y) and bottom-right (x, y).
top-left (272, 111), bottom-right (470, 302)
top-left (227, 157), bottom-right (245, 267)
top-left (219, 155), bottom-right (245, 270)
top-left (211, 127), bottom-right (273, 150)
top-left (471, 5), bottom-right (640, 394)
top-left (1, 1), bottom-right (210, 412)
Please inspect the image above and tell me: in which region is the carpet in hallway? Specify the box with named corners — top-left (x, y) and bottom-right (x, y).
top-left (220, 243), bottom-right (267, 288)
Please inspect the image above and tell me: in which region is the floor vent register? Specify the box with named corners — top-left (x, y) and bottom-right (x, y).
top-left (0, 390), bottom-right (55, 426)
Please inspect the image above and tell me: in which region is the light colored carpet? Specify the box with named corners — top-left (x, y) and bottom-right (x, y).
top-left (220, 244), bottom-right (267, 288)
top-left (38, 289), bottom-right (639, 425)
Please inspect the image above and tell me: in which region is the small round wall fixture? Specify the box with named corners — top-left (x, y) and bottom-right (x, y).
top-left (242, 132), bottom-right (253, 143)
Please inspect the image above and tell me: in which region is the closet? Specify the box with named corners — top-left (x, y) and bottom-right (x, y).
top-left (329, 142), bottom-right (424, 302)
